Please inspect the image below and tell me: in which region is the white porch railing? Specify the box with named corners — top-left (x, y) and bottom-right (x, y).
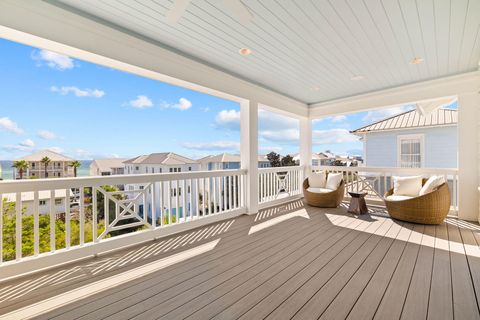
top-left (313, 166), bottom-right (459, 214)
top-left (0, 169), bottom-right (246, 279)
top-left (258, 166), bottom-right (304, 208)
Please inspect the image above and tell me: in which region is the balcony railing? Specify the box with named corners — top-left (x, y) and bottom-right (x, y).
top-left (258, 166), bottom-right (304, 208)
top-left (313, 165), bottom-right (459, 214)
top-left (0, 169), bottom-right (246, 279)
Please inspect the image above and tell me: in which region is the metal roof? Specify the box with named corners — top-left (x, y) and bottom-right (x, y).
top-left (124, 152), bottom-right (197, 165)
top-left (351, 108), bottom-right (457, 134)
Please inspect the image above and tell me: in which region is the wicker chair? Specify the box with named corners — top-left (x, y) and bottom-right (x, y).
top-left (384, 179), bottom-right (450, 225)
top-left (303, 177), bottom-right (345, 208)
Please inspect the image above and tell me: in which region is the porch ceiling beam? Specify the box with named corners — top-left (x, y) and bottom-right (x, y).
top-left (309, 71), bottom-right (480, 118)
top-left (0, 0), bottom-right (308, 117)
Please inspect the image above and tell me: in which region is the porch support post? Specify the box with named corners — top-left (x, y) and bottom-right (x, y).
top-left (240, 99), bottom-right (259, 215)
top-left (299, 117), bottom-right (312, 176)
top-left (457, 91), bottom-right (480, 222)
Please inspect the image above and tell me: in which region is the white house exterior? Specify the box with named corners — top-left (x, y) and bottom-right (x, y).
top-left (124, 153), bottom-right (200, 222)
top-left (14, 150), bottom-right (76, 179)
top-left (351, 108), bottom-right (458, 169)
top-left (90, 158), bottom-right (127, 176)
top-left (198, 153), bottom-right (271, 171)
top-left (3, 189), bottom-right (73, 216)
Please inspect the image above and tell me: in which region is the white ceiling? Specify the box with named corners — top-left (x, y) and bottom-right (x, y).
top-left (52, 0), bottom-right (480, 104)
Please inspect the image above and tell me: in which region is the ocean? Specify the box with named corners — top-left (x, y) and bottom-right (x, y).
top-left (0, 160), bottom-right (92, 180)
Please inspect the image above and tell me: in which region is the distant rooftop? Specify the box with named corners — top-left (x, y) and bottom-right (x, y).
top-left (351, 108), bottom-right (457, 134)
top-left (124, 152), bottom-right (198, 165)
top-left (198, 153), bottom-right (269, 163)
top-left (15, 149), bottom-right (75, 162)
top-left (91, 158), bottom-right (127, 171)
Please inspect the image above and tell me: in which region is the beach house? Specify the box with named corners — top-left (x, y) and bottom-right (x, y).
top-left (13, 150), bottom-right (76, 179)
top-left (89, 158), bottom-right (127, 176)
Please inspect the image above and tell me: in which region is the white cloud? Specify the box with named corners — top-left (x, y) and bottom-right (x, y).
top-left (47, 146), bottom-right (64, 154)
top-left (182, 141), bottom-right (240, 151)
top-left (2, 144), bottom-right (30, 152)
top-left (20, 139), bottom-right (35, 147)
top-left (331, 115), bottom-right (347, 123)
top-left (50, 86), bottom-right (105, 98)
top-left (215, 109), bottom-right (241, 130)
top-left (129, 95), bottom-right (153, 109)
top-left (32, 49), bottom-right (75, 70)
top-left (362, 106), bottom-right (413, 123)
top-left (161, 97), bottom-right (192, 111)
top-left (312, 129), bottom-right (359, 145)
top-left (201, 107), bottom-right (210, 112)
top-left (0, 117), bottom-right (23, 134)
top-left (37, 130), bottom-right (57, 140)
top-left (214, 109), bottom-right (300, 145)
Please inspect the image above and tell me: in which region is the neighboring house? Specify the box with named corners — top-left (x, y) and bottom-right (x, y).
top-left (14, 150), bottom-right (76, 179)
top-left (90, 158), bottom-right (127, 176)
top-left (292, 153), bottom-right (328, 166)
top-left (3, 189), bottom-right (73, 216)
top-left (351, 108), bottom-right (457, 168)
top-left (123, 152), bottom-right (200, 221)
top-left (198, 153), bottom-right (271, 170)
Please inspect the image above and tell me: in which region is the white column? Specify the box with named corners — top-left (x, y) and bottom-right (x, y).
top-left (240, 99), bottom-right (259, 215)
top-left (457, 91), bottom-right (479, 222)
top-left (299, 117), bottom-right (312, 177)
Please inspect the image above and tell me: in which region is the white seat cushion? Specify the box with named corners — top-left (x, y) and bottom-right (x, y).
top-left (326, 173), bottom-right (343, 190)
top-left (307, 187), bottom-right (334, 194)
top-left (419, 175), bottom-right (445, 196)
top-left (308, 171), bottom-right (327, 188)
top-left (393, 176), bottom-right (422, 197)
top-left (385, 195), bottom-right (414, 201)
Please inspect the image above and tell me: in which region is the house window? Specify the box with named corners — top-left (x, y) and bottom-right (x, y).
top-left (188, 166), bottom-right (192, 171)
top-left (169, 168), bottom-right (173, 173)
top-left (55, 199), bottom-right (62, 205)
top-left (135, 166), bottom-right (139, 171)
top-left (39, 200), bottom-right (46, 206)
top-left (398, 134), bottom-right (424, 168)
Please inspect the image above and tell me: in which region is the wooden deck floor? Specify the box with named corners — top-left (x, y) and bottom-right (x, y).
top-left (0, 200), bottom-right (479, 319)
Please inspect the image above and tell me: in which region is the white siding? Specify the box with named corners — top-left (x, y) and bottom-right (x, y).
top-left (364, 126), bottom-right (457, 168)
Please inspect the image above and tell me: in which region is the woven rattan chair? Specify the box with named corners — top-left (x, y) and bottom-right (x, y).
top-left (384, 179), bottom-right (450, 225)
top-left (303, 177), bottom-right (345, 208)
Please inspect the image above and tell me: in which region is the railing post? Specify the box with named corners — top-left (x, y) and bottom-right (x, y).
top-left (300, 117), bottom-right (312, 180)
top-left (241, 99), bottom-right (259, 215)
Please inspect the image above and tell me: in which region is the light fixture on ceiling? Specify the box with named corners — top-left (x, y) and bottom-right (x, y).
top-left (409, 57), bottom-right (424, 65)
top-left (350, 75), bottom-right (365, 81)
top-left (239, 48), bottom-right (252, 56)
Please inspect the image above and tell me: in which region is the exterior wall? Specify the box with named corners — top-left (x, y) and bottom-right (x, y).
top-left (363, 126), bottom-right (457, 168)
top-left (7, 198), bottom-right (68, 216)
top-left (16, 161), bottom-right (74, 179)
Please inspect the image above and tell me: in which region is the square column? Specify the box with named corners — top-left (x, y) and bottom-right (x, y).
top-left (299, 117), bottom-right (312, 176)
top-left (458, 91), bottom-right (480, 222)
top-left (240, 100), bottom-right (259, 215)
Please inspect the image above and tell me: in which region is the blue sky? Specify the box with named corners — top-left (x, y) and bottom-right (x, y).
top-left (0, 38), bottom-right (453, 160)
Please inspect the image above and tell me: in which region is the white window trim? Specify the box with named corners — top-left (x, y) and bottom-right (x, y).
top-left (397, 134), bottom-right (425, 168)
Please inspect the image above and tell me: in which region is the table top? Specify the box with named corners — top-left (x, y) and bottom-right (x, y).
top-left (348, 191), bottom-right (368, 198)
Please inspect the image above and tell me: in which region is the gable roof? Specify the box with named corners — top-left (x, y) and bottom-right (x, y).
top-left (124, 152), bottom-right (197, 165)
top-left (198, 153), bottom-right (270, 163)
top-left (91, 158), bottom-right (127, 172)
top-left (351, 108), bottom-right (457, 134)
top-left (16, 150), bottom-right (75, 162)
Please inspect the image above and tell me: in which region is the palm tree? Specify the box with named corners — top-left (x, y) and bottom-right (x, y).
top-left (69, 160), bottom-right (81, 177)
top-left (41, 156), bottom-right (51, 178)
top-left (12, 160), bottom-right (29, 179)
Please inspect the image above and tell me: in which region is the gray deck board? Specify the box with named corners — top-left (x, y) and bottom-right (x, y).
top-left (0, 200), bottom-right (478, 320)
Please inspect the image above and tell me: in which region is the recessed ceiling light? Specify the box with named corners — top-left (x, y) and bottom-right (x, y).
top-left (350, 75), bottom-right (365, 81)
top-left (410, 57), bottom-right (424, 65)
top-left (239, 48), bottom-right (252, 56)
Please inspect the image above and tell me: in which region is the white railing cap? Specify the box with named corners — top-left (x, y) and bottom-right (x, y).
top-left (0, 169), bottom-right (247, 193)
